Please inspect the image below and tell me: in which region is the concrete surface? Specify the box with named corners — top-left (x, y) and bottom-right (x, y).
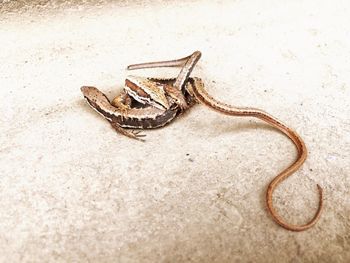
top-left (0, 0), bottom-right (349, 262)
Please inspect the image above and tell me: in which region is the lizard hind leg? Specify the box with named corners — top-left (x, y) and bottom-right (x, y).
top-left (109, 120), bottom-right (146, 142)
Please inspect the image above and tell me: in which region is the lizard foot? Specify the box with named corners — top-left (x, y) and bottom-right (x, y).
top-left (109, 121), bottom-right (146, 142)
top-left (130, 130), bottom-right (146, 141)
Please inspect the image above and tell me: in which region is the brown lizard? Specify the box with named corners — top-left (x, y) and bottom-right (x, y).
top-left (81, 51), bottom-right (202, 140)
top-left (81, 51), bottom-right (323, 231)
top-left (81, 77), bottom-right (201, 141)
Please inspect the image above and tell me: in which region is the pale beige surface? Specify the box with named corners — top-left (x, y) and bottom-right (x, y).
top-left (0, 0), bottom-right (349, 262)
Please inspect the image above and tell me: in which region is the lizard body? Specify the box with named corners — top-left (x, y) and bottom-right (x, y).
top-left (81, 77), bottom-right (200, 140)
top-left (81, 51), bottom-right (202, 140)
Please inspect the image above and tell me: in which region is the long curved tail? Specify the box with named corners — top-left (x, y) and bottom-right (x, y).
top-left (190, 79), bottom-right (323, 231)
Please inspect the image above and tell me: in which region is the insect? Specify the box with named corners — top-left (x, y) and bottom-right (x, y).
top-left (81, 51), bottom-right (323, 231)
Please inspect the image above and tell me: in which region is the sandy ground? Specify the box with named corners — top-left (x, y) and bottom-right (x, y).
top-left (0, 0), bottom-right (349, 262)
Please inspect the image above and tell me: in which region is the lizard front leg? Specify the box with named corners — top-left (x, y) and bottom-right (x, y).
top-left (111, 90), bottom-right (132, 110)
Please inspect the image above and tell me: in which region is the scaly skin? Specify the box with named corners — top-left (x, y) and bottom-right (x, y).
top-left (81, 78), bottom-right (200, 141)
top-left (188, 78), bottom-right (323, 231)
top-left (81, 51), bottom-right (202, 140)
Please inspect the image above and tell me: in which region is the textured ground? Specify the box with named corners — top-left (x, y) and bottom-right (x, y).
top-left (0, 0), bottom-right (349, 262)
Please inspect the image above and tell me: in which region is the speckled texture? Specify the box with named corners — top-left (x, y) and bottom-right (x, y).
top-left (0, 0), bottom-right (349, 262)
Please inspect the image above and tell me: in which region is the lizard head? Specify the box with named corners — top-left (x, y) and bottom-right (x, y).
top-left (80, 86), bottom-right (116, 120)
top-left (81, 86), bottom-right (110, 106)
top-left (125, 75), bottom-right (170, 110)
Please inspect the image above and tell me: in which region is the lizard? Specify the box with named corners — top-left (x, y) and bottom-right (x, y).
top-left (126, 52), bottom-right (323, 232)
top-left (81, 78), bottom-right (201, 141)
top-left (81, 51), bottom-right (202, 141)
top-left (81, 51), bottom-right (323, 231)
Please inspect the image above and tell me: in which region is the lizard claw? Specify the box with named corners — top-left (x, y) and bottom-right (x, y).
top-left (131, 130), bottom-right (145, 136)
top-left (109, 121), bottom-right (146, 142)
top-left (131, 130), bottom-right (146, 141)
